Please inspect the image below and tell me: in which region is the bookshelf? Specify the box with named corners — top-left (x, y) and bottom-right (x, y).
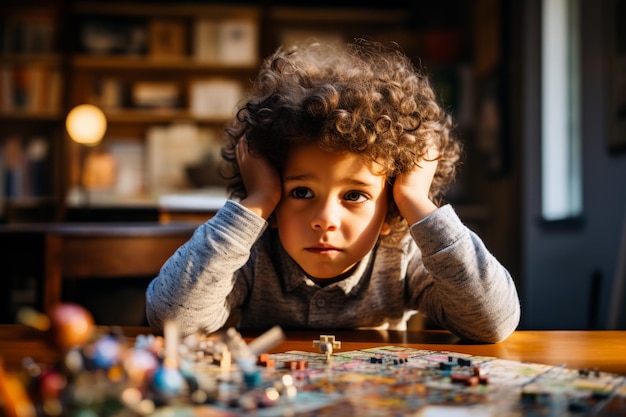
top-left (63, 1), bottom-right (261, 208)
top-left (0, 1), bottom-right (66, 222)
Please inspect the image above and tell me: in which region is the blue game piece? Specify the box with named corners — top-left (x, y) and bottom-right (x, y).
top-left (88, 335), bottom-right (121, 369)
top-left (243, 369), bottom-right (262, 388)
top-left (152, 366), bottom-right (185, 398)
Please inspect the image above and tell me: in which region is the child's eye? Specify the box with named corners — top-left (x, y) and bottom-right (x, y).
top-left (290, 187), bottom-right (313, 199)
top-left (344, 191), bottom-right (368, 202)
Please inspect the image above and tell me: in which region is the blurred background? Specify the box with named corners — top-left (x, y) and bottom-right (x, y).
top-left (1, 0), bottom-right (625, 330)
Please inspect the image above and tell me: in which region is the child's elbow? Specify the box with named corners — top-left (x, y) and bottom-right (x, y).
top-left (481, 308), bottom-right (521, 343)
top-left (458, 306), bottom-right (521, 344)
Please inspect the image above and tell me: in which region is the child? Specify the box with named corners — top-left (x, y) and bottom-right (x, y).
top-left (146, 39), bottom-right (520, 343)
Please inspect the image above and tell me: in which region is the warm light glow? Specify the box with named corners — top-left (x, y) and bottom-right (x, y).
top-left (66, 104), bottom-right (107, 146)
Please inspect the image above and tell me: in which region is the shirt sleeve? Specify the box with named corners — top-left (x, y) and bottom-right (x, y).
top-left (408, 204), bottom-right (521, 343)
top-left (145, 200), bottom-right (267, 336)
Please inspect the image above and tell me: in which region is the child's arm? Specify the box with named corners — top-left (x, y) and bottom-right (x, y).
top-left (408, 206), bottom-right (521, 343)
top-left (395, 147), bottom-right (520, 342)
top-left (145, 201), bottom-right (267, 336)
top-left (146, 139), bottom-right (282, 336)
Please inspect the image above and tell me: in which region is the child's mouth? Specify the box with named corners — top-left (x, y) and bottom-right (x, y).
top-left (306, 246), bottom-right (340, 254)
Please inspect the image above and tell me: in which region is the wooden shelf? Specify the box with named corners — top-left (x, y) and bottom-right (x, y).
top-left (0, 111), bottom-right (62, 120)
top-left (269, 7), bottom-right (408, 24)
top-left (72, 2), bottom-right (259, 19)
top-left (0, 53), bottom-right (62, 65)
top-left (71, 55), bottom-right (258, 71)
top-left (102, 108), bottom-right (231, 125)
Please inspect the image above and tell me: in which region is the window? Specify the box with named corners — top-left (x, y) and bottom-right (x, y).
top-left (541, 0), bottom-right (582, 222)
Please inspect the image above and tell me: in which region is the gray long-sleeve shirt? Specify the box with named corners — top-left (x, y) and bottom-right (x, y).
top-left (146, 200), bottom-right (520, 343)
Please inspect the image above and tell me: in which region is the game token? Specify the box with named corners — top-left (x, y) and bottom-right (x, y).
top-left (313, 335), bottom-right (341, 361)
top-left (49, 304), bottom-right (96, 350)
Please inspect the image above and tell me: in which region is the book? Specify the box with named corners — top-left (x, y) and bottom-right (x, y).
top-left (217, 19), bottom-right (258, 66)
top-left (193, 19), bottom-right (217, 62)
top-left (1, 136), bottom-right (52, 198)
top-left (24, 137), bottom-right (51, 197)
top-left (3, 137), bottom-right (25, 198)
top-left (132, 81), bottom-right (179, 109)
top-left (189, 78), bottom-right (243, 118)
top-left (148, 19), bottom-right (186, 58)
top-left (146, 124), bottom-right (218, 194)
top-left (107, 141), bottom-right (145, 197)
top-left (0, 66), bottom-right (13, 112)
top-left (0, 66), bottom-right (62, 114)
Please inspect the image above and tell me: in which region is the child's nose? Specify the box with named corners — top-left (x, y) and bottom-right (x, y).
top-left (311, 200), bottom-right (339, 231)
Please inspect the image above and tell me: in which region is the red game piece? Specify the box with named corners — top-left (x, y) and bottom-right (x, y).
top-left (451, 374), bottom-right (479, 386)
top-left (285, 360), bottom-right (308, 370)
top-left (257, 353), bottom-right (275, 368)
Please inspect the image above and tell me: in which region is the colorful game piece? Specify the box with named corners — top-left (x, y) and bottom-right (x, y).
top-left (151, 320), bottom-right (185, 400)
top-left (50, 304), bottom-right (96, 351)
top-left (458, 358), bottom-right (472, 367)
top-left (124, 348), bottom-right (159, 386)
top-left (451, 374), bottom-right (479, 386)
top-left (313, 335), bottom-right (341, 361)
top-left (86, 334), bottom-right (123, 369)
top-left (247, 326), bottom-right (285, 357)
top-left (0, 360), bottom-right (36, 417)
top-left (243, 368), bottom-right (262, 388)
top-left (223, 327), bottom-right (253, 361)
top-left (151, 365), bottom-right (185, 399)
top-left (257, 353), bottom-right (275, 368)
top-left (285, 360), bottom-right (308, 370)
top-left (370, 355), bottom-right (383, 364)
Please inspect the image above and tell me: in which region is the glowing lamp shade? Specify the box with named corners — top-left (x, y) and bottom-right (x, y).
top-left (66, 104), bottom-right (107, 146)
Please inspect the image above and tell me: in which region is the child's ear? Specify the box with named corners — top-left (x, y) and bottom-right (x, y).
top-left (379, 221), bottom-right (392, 236)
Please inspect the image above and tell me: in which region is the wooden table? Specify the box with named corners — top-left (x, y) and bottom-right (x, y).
top-left (1, 325), bottom-right (625, 375)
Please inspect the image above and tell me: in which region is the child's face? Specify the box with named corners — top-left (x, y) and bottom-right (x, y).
top-left (275, 143), bottom-right (391, 279)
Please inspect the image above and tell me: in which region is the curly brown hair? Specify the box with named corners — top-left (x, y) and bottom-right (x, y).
top-left (221, 39), bottom-right (461, 228)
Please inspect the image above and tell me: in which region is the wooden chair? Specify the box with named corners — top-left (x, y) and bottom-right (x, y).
top-left (42, 222), bottom-right (199, 316)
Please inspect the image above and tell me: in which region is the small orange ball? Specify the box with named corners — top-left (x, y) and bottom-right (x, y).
top-left (49, 303), bottom-right (95, 350)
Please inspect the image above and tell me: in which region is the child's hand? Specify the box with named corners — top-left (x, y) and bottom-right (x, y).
top-left (236, 138), bottom-right (282, 220)
top-left (393, 145), bottom-right (439, 225)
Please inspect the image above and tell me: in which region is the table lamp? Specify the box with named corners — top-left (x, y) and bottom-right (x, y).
top-left (65, 104), bottom-right (107, 205)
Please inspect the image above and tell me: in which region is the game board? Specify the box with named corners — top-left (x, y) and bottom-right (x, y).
top-left (2, 304), bottom-right (626, 417)
top-left (260, 346), bottom-right (626, 416)
top-left (159, 332), bottom-right (626, 416)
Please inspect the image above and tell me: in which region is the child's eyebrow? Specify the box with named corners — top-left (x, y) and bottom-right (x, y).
top-left (342, 179), bottom-right (379, 188)
top-left (283, 174), bottom-right (379, 188)
top-left (282, 174), bottom-right (312, 182)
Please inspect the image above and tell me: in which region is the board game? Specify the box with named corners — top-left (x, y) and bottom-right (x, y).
top-left (263, 346), bottom-right (626, 416)
top-left (2, 304), bottom-right (626, 417)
